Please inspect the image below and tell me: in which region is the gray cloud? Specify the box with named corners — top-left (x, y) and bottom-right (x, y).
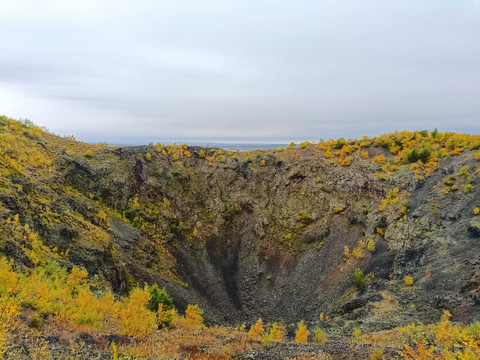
top-left (0, 0), bottom-right (479, 143)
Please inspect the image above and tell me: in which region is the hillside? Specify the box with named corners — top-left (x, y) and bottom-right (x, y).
top-left (1, 115), bottom-right (480, 359)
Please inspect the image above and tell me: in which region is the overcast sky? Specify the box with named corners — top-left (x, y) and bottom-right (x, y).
top-left (0, 1), bottom-right (479, 143)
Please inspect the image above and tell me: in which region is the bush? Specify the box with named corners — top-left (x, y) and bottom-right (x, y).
top-left (145, 153), bottom-right (152, 161)
top-left (444, 175), bottom-right (456, 185)
top-left (295, 320), bottom-right (309, 343)
top-left (367, 239), bottom-right (376, 252)
top-left (475, 208), bottom-right (479, 215)
top-left (334, 138), bottom-right (346, 149)
top-left (354, 268), bottom-right (366, 291)
top-left (297, 210), bottom-right (313, 225)
top-left (181, 304), bottom-right (204, 329)
top-left (268, 322), bottom-right (285, 342)
top-left (0, 297), bottom-right (20, 357)
top-left (458, 166), bottom-right (471, 176)
top-left (371, 155), bottom-right (386, 165)
top-left (353, 327), bottom-right (362, 340)
top-left (248, 318), bottom-right (264, 339)
top-left (198, 150), bottom-right (206, 158)
top-left (148, 284), bottom-right (173, 313)
top-left (404, 276), bottom-right (414, 286)
top-left (313, 327), bottom-right (328, 343)
top-left (84, 150), bottom-right (93, 158)
top-left (465, 184), bottom-right (474, 194)
top-left (119, 288), bottom-right (157, 337)
top-left (406, 147), bottom-right (431, 163)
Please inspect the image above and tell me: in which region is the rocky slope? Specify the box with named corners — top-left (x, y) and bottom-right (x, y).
top-left (1, 116), bottom-right (480, 341)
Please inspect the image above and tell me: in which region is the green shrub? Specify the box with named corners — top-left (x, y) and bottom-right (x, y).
top-left (335, 138), bottom-right (346, 149)
top-left (353, 268), bottom-right (366, 291)
top-left (465, 184), bottom-right (474, 194)
top-left (313, 327), bottom-right (328, 343)
top-left (406, 147), bottom-right (431, 163)
top-left (148, 284), bottom-right (173, 313)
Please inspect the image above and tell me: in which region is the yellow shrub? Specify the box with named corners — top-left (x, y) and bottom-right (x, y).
top-left (295, 320), bottom-right (309, 343)
top-left (248, 318), bottom-right (264, 339)
top-left (260, 160), bottom-right (266, 166)
top-left (0, 297), bottom-right (20, 357)
top-left (475, 208), bottom-right (479, 215)
top-left (324, 149), bottom-right (334, 159)
top-left (269, 322), bottom-right (285, 342)
top-left (371, 154), bottom-right (386, 165)
top-left (180, 304), bottom-right (204, 330)
top-left (361, 151), bottom-right (369, 159)
top-left (0, 258), bottom-right (19, 295)
top-left (338, 156), bottom-right (351, 166)
top-left (404, 276), bottom-right (414, 286)
top-left (353, 327), bottom-right (362, 340)
top-left (119, 288), bottom-right (157, 337)
top-left (367, 239), bottom-right (375, 252)
top-left (145, 153), bottom-right (152, 161)
top-left (84, 150), bottom-right (93, 158)
top-left (450, 148), bottom-right (463, 155)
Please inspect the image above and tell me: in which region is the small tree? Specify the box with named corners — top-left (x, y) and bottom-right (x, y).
top-left (119, 288), bottom-right (157, 337)
top-left (354, 268), bottom-right (366, 291)
top-left (148, 284), bottom-right (173, 313)
top-left (295, 320), bottom-right (309, 343)
top-left (156, 303), bottom-right (176, 328)
top-left (313, 327), bottom-right (328, 343)
top-left (269, 322), bottom-right (285, 342)
top-left (182, 304), bottom-right (204, 329)
top-left (248, 318), bottom-right (264, 339)
top-left (352, 327), bottom-right (362, 341)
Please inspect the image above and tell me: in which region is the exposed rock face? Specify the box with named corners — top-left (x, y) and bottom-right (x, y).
top-left (1, 125), bottom-right (480, 333)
